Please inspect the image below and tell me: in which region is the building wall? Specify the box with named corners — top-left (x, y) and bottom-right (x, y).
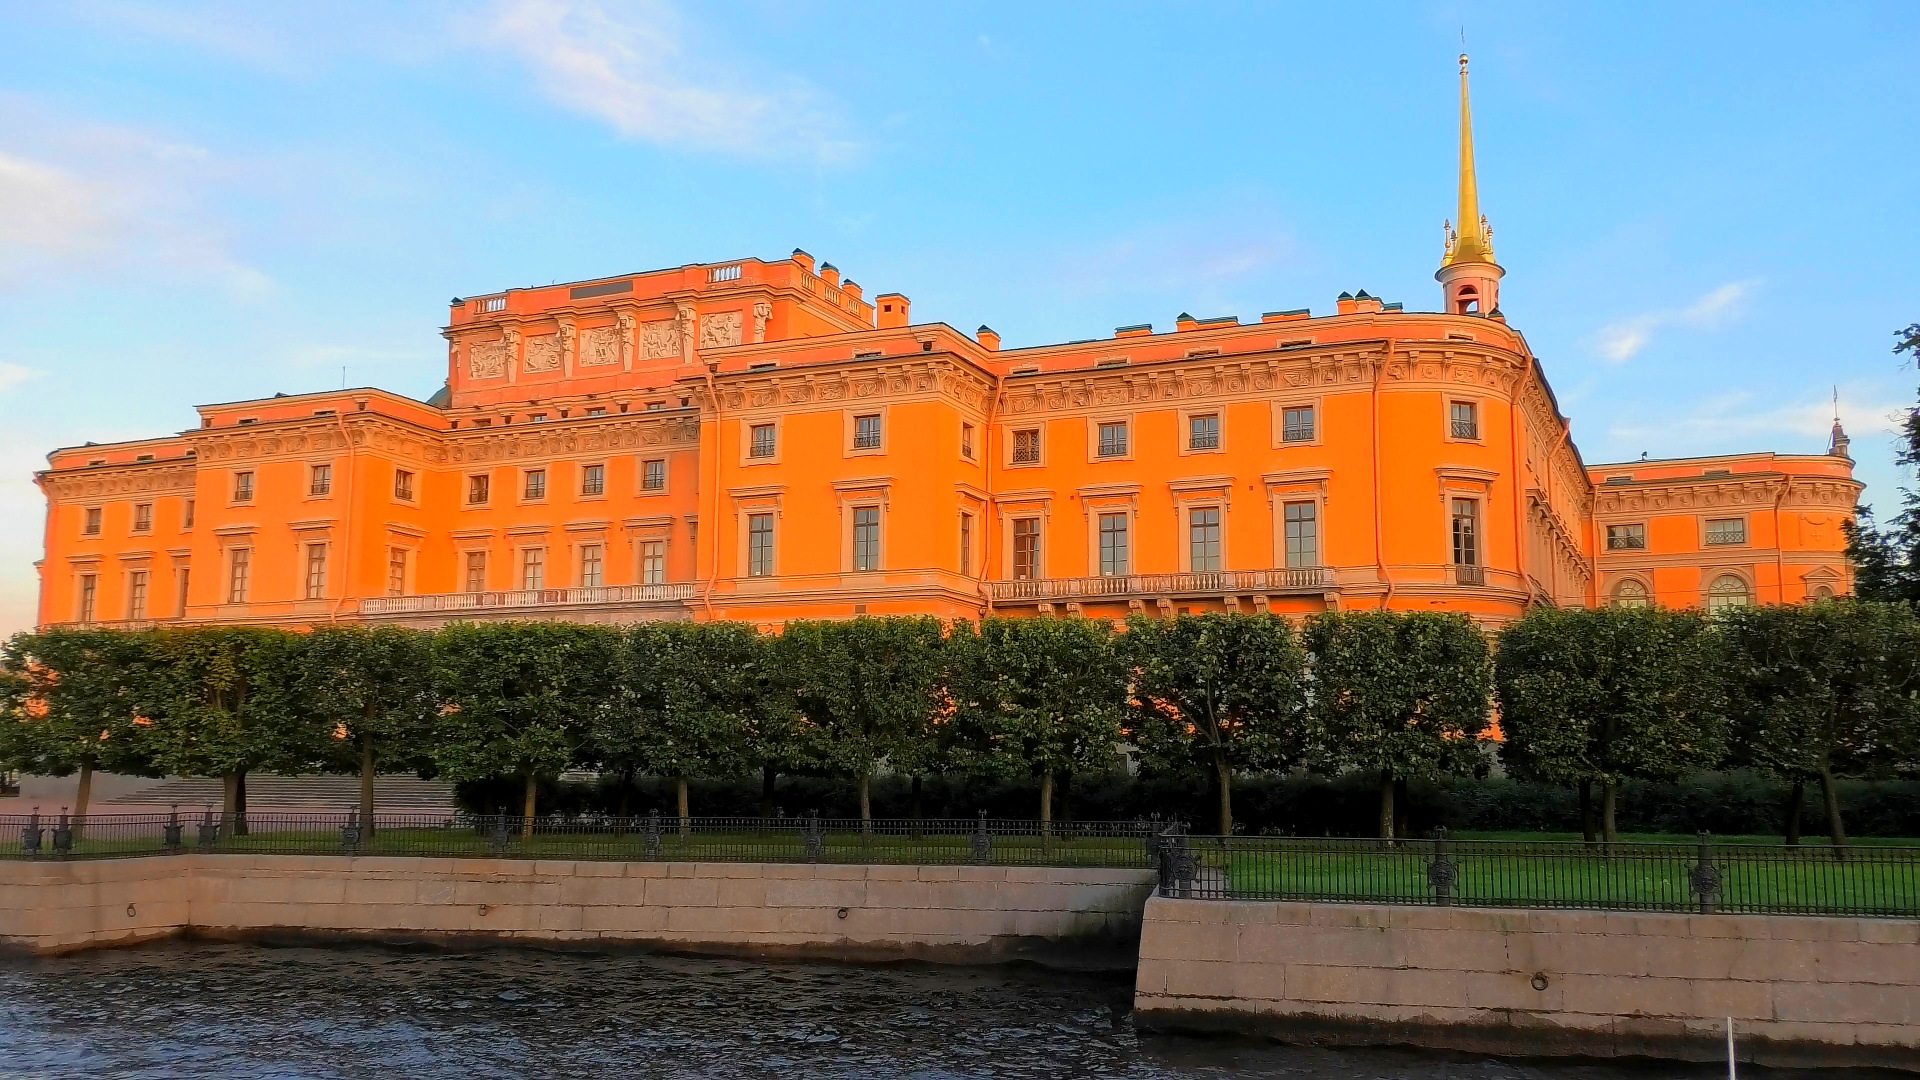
top-left (1134, 897), bottom-right (1920, 1070)
top-left (31, 251), bottom-right (1857, 631)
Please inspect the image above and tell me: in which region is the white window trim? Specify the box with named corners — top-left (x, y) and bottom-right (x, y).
top-left (1270, 397), bottom-right (1325, 448)
top-left (1087, 413), bottom-right (1136, 463)
top-left (844, 407), bottom-right (890, 459)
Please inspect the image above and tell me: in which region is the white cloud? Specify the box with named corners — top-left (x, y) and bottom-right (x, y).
top-left (0, 103), bottom-right (269, 293)
top-left (1594, 280), bottom-right (1757, 363)
top-left (482, 0), bottom-right (854, 161)
top-left (1607, 385), bottom-right (1907, 448)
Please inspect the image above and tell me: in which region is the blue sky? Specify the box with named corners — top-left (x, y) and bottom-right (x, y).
top-left (1, 1), bottom-right (1916, 631)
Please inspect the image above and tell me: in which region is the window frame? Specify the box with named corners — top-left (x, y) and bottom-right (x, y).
top-left (308, 463), bottom-right (332, 498)
top-left (226, 547), bottom-right (251, 604)
top-left (125, 569), bottom-right (148, 621)
top-left (1090, 416), bottom-right (1133, 461)
top-left (1282, 500), bottom-right (1320, 568)
top-left (577, 542), bottom-right (605, 587)
top-left (303, 542), bottom-right (328, 601)
top-left (519, 546), bottom-right (547, 591)
top-left (640, 458), bottom-right (668, 493)
top-left (744, 420), bottom-right (781, 464)
top-left (1181, 410), bottom-right (1223, 455)
top-left (82, 507), bottom-right (104, 536)
top-left (392, 469), bottom-right (415, 503)
top-left (1449, 496), bottom-right (1483, 584)
top-left (1703, 516), bottom-right (1749, 547)
top-left (579, 463), bottom-right (607, 499)
top-left (849, 504), bottom-right (882, 572)
top-left (847, 411), bottom-right (886, 456)
top-left (463, 550), bottom-right (488, 593)
top-left (386, 547), bottom-right (409, 597)
top-left (1096, 510), bottom-right (1131, 577)
top-left (958, 512), bottom-right (975, 577)
top-left (466, 473), bottom-right (492, 506)
top-left (232, 471), bottom-right (256, 504)
top-left (1705, 572), bottom-right (1753, 612)
top-left (1446, 398), bottom-right (1483, 444)
top-left (1008, 426), bottom-right (1044, 467)
top-left (1605, 523), bottom-right (1648, 551)
top-left (746, 512), bottom-right (777, 577)
top-left (1610, 576), bottom-right (1652, 608)
top-left (131, 503), bottom-right (153, 533)
top-left (1184, 504), bottom-right (1225, 573)
top-left (76, 573), bottom-right (98, 623)
top-left (638, 540), bottom-right (667, 585)
top-left (1010, 516), bottom-right (1043, 581)
top-left (1270, 398), bottom-right (1324, 448)
top-left (960, 422), bottom-right (976, 461)
top-left (521, 467), bottom-right (548, 503)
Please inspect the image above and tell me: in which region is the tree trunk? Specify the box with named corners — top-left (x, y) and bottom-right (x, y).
top-left (358, 735), bottom-right (377, 840)
top-left (1600, 780), bottom-right (1618, 848)
top-left (1377, 768), bottom-right (1395, 840)
top-left (1783, 779), bottom-right (1804, 845)
top-left (858, 771), bottom-right (872, 835)
top-left (1039, 770), bottom-right (1054, 855)
top-left (221, 771), bottom-right (239, 835)
top-left (521, 774), bottom-right (537, 840)
top-left (909, 774), bottom-right (923, 841)
top-left (676, 777), bottom-right (691, 837)
top-left (1818, 767), bottom-right (1848, 857)
top-left (1578, 779), bottom-right (1595, 844)
top-left (760, 765), bottom-right (777, 821)
top-left (73, 758), bottom-right (94, 841)
top-left (1393, 776), bottom-right (1410, 840)
top-left (1213, 747), bottom-right (1233, 836)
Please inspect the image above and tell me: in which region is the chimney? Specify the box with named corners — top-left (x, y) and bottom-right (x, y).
top-left (1335, 292), bottom-right (1359, 316)
top-left (1175, 312), bottom-right (1199, 332)
top-left (841, 279), bottom-right (863, 301)
top-left (976, 325), bottom-right (1001, 351)
top-left (819, 263), bottom-right (841, 287)
top-left (1114, 323), bottom-right (1153, 338)
top-left (791, 248), bottom-right (816, 273)
top-left (876, 293), bottom-right (910, 329)
top-left (1350, 290), bottom-right (1383, 314)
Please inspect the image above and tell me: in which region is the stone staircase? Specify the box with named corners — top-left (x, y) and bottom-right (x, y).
top-left (105, 775), bottom-right (457, 814)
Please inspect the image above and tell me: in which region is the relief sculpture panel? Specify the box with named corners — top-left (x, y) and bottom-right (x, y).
top-left (579, 326), bottom-right (621, 367)
top-left (523, 334), bottom-right (562, 373)
top-left (700, 312), bottom-right (743, 349)
top-left (641, 320), bottom-right (680, 359)
top-left (468, 340), bottom-right (508, 380)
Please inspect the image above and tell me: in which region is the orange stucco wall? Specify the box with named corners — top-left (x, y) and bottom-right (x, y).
top-left (33, 251), bottom-right (1859, 632)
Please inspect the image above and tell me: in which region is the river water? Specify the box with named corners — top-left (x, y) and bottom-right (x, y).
top-left (0, 942), bottom-right (1840, 1080)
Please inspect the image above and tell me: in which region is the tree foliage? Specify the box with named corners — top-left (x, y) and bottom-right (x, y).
top-left (295, 625), bottom-right (440, 831)
top-left (1494, 606), bottom-right (1729, 842)
top-left (1302, 610), bottom-right (1492, 838)
top-left (1125, 613), bottom-right (1306, 835)
top-left (1844, 321), bottom-right (1920, 603)
top-left (0, 629), bottom-right (165, 821)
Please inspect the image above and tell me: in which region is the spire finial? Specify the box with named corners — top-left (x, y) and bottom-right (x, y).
top-left (1829, 386), bottom-right (1852, 459)
top-left (1442, 52), bottom-right (1493, 267)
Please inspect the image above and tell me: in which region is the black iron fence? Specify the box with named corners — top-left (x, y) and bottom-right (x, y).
top-left (1, 810), bottom-right (1166, 869)
top-left (1150, 826), bottom-right (1920, 918)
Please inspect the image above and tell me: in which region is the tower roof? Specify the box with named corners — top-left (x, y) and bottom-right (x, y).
top-left (1442, 54), bottom-right (1495, 268)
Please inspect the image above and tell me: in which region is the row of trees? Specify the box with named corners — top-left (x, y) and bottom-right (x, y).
top-left (4, 603), bottom-right (1916, 846)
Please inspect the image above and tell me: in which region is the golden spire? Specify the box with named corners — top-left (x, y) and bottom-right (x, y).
top-left (1443, 53), bottom-right (1494, 267)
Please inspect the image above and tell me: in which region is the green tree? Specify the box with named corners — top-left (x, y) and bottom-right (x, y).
top-left (141, 626), bottom-right (316, 834)
top-left (949, 617), bottom-right (1126, 826)
top-left (295, 625), bottom-right (440, 835)
top-left (1302, 610), bottom-right (1493, 839)
top-left (431, 621), bottom-right (618, 836)
top-left (1718, 600), bottom-right (1920, 851)
top-left (1125, 613), bottom-right (1307, 835)
top-left (1844, 322), bottom-right (1920, 603)
top-left (1494, 606), bottom-right (1730, 844)
top-left (778, 617), bottom-right (945, 826)
top-left (0, 629), bottom-right (164, 828)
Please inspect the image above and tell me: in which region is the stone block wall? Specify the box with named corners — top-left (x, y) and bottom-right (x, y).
top-left (1134, 897), bottom-right (1920, 1070)
top-left (0, 856), bottom-right (1157, 967)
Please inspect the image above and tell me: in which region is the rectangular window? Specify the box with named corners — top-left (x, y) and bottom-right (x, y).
top-left (749, 424), bottom-right (776, 459)
top-left (464, 551), bottom-right (487, 593)
top-left (1096, 421), bottom-right (1128, 458)
top-left (1606, 523), bottom-right (1647, 550)
top-left (1012, 518), bottom-right (1041, 581)
top-left (640, 541), bottom-right (666, 585)
top-left (523, 468), bottom-right (546, 500)
top-left (77, 575), bottom-right (97, 622)
top-left (585, 407), bottom-right (606, 417)
top-left (1450, 401), bottom-right (1479, 440)
top-left (642, 459), bottom-right (666, 491)
top-left (1188, 508), bottom-right (1222, 572)
top-left (132, 503), bottom-right (153, 532)
top-left (1098, 512), bottom-right (1130, 576)
top-left (233, 471), bottom-right (254, 502)
top-left (1281, 406), bottom-right (1316, 443)
top-left (467, 474), bottom-right (491, 505)
top-left (1188, 413), bottom-right (1220, 451)
top-left (176, 567), bottom-right (190, 616)
top-left (392, 469), bottom-right (414, 501)
top-left (126, 571), bottom-right (147, 620)
top-left (1283, 502), bottom-right (1319, 568)
top-left (304, 544), bottom-right (328, 600)
top-left (580, 464), bottom-right (605, 497)
top-left (386, 548), bottom-right (408, 596)
top-left (227, 549), bottom-right (250, 604)
top-left (1705, 518), bottom-right (1747, 545)
top-left (1012, 428), bottom-right (1041, 464)
top-left (853, 414), bottom-right (882, 450)
top-left (960, 424), bottom-right (976, 460)
top-left (1451, 498), bottom-right (1481, 583)
top-left (747, 514), bottom-right (775, 577)
top-left (521, 548), bottom-right (546, 590)
top-left (83, 507), bottom-right (103, 536)
top-left (309, 464), bottom-right (332, 497)
top-left (850, 507), bottom-right (880, 571)
top-left (959, 513), bottom-right (974, 577)
top-left (182, 499), bottom-right (195, 530)
top-left (579, 544), bottom-right (604, 587)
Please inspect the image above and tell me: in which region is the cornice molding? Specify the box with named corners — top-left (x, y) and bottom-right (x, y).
top-left (701, 357), bottom-right (993, 417)
top-left (39, 463), bottom-right (196, 503)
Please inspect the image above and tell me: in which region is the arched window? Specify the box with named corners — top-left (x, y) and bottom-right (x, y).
top-left (1454, 284), bottom-right (1479, 315)
top-left (1611, 578), bottom-right (1650, 608)
top-left (1810, 584), bottom-right (1835, 600)
top-left (1707, 574), bottom-right (1751, 612)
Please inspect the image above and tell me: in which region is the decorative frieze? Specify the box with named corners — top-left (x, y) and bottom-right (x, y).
top-left (579, 325), bottom-right (621, 367)
top-left (40, 464), bottom-right (196, 503)
top-left (708, 359), bottom-right (992, 415)
top-left (468, 340), bottom-right (508, 380)
top-left (1593, 478), bottom-right (1787, 516)
top-left (700, 311), bottom-right (743, 349)
top-left (442, 416), bottom-right (699, 464)
top-left (641, 320), bottom-right (679, 360)
top-left (523, 334), bottom-right (562, 373)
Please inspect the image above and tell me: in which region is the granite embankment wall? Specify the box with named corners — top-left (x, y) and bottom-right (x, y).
top-left (0, 856), bottom-right (1157, 967)
top-left (1134, 897), bottom-right (1920, 1070)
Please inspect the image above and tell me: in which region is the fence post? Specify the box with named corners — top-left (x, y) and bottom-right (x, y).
top-left (341, 808), bottom-right (362, 856)
top-left (1172, 823), bottom-right (1195, 899)
top-left (52, 809), bottom-right (73, 859)
top-left (196, 807), bottom-right (220, 852)
top-left (486, 814), bottom-right (510, 856)
top-left (644, 810), bottom-right (661, 860)
top-left (805, 811), bottom-right (824, 863)
top-left (163, 806), bottom-right (183, 855)
top-left (21, 810), bottom-right (41, 858)
top-left (1689, 830), bottom-right (1722, 914)
top-left (1427, 826), bottom-right (1458, 906)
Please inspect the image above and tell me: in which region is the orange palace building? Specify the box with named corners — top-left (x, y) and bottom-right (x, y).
top-left (34, 59), bottom-right (1861, 632)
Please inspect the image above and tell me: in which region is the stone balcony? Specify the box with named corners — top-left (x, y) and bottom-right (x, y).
top-left (986, 567), bottom-right (1334, 611)
top-left (358, 583), bottom-right (700, 624)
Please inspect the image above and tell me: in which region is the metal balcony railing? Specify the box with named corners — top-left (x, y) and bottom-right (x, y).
top-left (360, 583), bottom-right (699, 616)
top-left (986, 567), bottom-right (1332, 603)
